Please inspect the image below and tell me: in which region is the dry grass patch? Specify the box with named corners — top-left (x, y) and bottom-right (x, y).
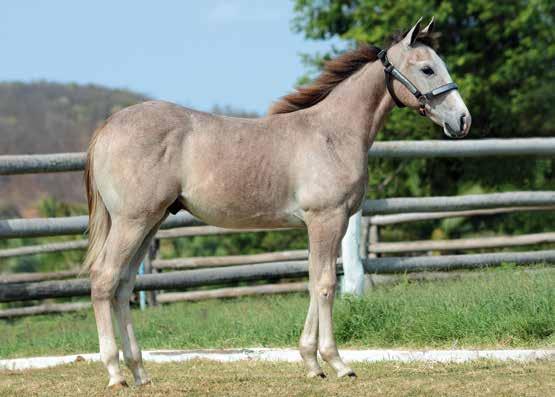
top-left (0, 359), bottom-right (553, 397)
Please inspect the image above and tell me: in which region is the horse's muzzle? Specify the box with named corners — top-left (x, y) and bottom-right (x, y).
top-left (443, 113), bottom-right (471, 139)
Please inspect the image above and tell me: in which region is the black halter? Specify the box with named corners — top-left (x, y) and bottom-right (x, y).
top-left (376, 48), bottom-right (459, 116)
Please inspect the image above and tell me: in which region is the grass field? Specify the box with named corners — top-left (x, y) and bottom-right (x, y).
top-left (1, 265), bottom-right (553, 359)
top-left (1, 359), bottom-right (554, 396)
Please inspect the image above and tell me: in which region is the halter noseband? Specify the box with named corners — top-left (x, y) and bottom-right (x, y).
top-left (376, 48), bottom-right (458, 116)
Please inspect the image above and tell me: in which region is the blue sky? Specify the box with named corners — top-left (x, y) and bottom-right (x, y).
top-left (1, 1), bottom-right (338, 114)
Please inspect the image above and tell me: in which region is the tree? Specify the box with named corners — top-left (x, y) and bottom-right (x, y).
top-left (292, 0), bottom-right (554, 240)
top-left (293, 0), bottom-right (554, 137)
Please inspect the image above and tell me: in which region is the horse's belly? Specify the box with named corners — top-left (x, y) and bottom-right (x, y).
top-left (181, 185), bottom-right (304, 229)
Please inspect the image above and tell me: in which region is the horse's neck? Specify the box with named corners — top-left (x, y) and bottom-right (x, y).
top-left (315, 60), bottom-right (393, 151)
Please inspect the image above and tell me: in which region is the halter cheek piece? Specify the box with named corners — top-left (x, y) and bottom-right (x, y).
top-left (376, 48), bottom-right (459, 116)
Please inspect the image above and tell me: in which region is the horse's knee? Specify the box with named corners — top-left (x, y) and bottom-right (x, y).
top-left (90, 269), bottom-right (120, 301)
top-left (316, 280), bottom-right (337, 299)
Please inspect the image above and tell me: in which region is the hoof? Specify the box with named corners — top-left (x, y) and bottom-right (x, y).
top-left (107, 380), bottom-right (129, 390)
top-left (135, 379), bottom-right (152, 387)
top-left (307, 370), bottom-right (326, 379)
top-left (337, 367), bottom-right (357, 378)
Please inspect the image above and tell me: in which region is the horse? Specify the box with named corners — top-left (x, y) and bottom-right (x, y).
top-left (83, 18), bottom-right (471, 387)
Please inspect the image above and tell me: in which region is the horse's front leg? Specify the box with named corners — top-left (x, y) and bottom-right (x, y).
top-left (299, 275), bottom-right (323, 377)
top-left (304, 208), bottom-right (356, 378)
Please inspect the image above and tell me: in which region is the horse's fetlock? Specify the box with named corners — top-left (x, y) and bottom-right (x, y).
top-left (124, 357), bottom-right (138, 369)
top-left (319, 346), bottom-right (338, 362)
top-left (299, 341), bottom-right (317, 355)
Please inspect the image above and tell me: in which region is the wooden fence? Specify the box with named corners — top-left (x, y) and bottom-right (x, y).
top-left (2, 138), bottom-right (555, 175)
top-left (1, 138), bottom-right (554, 317)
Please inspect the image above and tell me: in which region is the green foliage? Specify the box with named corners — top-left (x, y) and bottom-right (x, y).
top-left (292, 0), bottom-right (555, 240)
top-left (0, 198), bottom-right (87, 274)
top-left (293, 0), bottom-right (555, 140)
top-left (37, 197), bottom-right (87, 218)
top-left (292, 0), bottom-right (554, 139)
top-left (0, 266), bottom-right (552, 358)
top-left (162, 230), bottom-right (307, 259)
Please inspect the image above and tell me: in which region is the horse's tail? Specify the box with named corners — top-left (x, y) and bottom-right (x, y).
top-left (82, 123), bottom-right (111, 274)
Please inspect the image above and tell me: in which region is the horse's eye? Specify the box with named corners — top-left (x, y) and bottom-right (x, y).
top-left (421, 66), bottom-right (434, 76)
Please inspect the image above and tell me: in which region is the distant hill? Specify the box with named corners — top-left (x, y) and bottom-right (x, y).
top-left (0, 82), bottom-right (148, 217)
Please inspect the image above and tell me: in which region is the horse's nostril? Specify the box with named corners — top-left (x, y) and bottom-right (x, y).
top-left (459, 114), bottom-right (466, 131)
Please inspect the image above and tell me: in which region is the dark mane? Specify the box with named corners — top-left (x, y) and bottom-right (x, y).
top-left (269, 32), bottom-right (438, 115)
top-left (268, 44), bottom-right (381, 115)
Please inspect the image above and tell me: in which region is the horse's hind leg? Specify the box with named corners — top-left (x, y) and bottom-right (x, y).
top-left (112, 218), bottom-right (164, 386)
top-left (90, 217), bottom-right (151, 388)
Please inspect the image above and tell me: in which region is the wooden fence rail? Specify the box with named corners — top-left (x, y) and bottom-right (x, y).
top-left (2, 191), bottom-right (554, 239)
top-left (364, 249), bottom-right (555, 274)
top-left (0, 152), bottom-right (85, 175)
top-left (0, 302), bottom-right (91, 319)
top-left (0, 212), bottom-right (202, 239)
top-left (2, 206), bottom-right (554, 260)
top-left (3, 268), bottom-right (553, 318)
top-left (2, 227), bottom-right (553, 283)
top-left (366, 138), bottom-right (555, 158)
top-left (360, 191), bottom-right (555, 215)
top-left (0, 240), bottom-right (88, 258)
top-left (156, 226), bottom-right (293, 239)
top-left (2, 249), bottom-right (554, 303)
top-left (369, 206), bottom-right (555, 226)
top-left (157, 282), bottom-right (309, 303)
top-left (0, 228), bottom-right (294, 258)
top-left (371, 232), bottom-right (555, 254)
top-left (153, 250), bottom-right (309, 270)
top-left (2, 205), bottom-right (553, 260)
top-left (0, 270), bottom-right (80, 285)
top-left (2, 138), bottom-right (554, 175)
top-left (0, 260), bottom-right (312, 302)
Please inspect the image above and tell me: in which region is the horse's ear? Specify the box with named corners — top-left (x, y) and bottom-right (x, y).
top-left (402, 17), bottom-right (422, 47)
top-left (420, 16), bottom-right (435, 36)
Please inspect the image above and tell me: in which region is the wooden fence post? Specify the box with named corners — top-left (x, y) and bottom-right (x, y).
top-left (340, 210), bottom-right (365, 296)
top-left (368, 223), bottom-right (379, 258)
top-left (366, 222), bottom-right (380, 289)
top-left (359, 217), bottom-right (370, 260)
top-left (143, 239), bottom-right (159, 307)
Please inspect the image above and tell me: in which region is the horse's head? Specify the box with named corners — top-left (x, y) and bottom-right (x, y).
top-left (381, 18), bottom-right (471, 138)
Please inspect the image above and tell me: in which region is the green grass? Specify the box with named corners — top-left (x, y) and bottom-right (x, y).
top-left (0, 266), bottom-right (553, 359)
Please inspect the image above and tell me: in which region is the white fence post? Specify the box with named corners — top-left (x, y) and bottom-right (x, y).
top-left (138, 261), bottom-right (146, 310)
top-left (341, 210), bottom-right (365, 296)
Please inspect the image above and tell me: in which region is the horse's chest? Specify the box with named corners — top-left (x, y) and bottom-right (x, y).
top-left (297, 163), bottom-right (367, 213)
